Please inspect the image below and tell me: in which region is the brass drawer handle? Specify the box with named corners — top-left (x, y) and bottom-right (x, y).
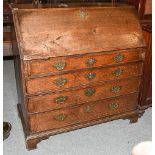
top-left (54, 78), bottom-right (68, 86)
top-left (113, 54), bottom-right (124, 63)
top-left (53, 114), bottom-right (67, 121)
top-left (111, 85), bottom-right (121, 93)
top-left (86, 58), bottom-right (96, 66)
top-left (53, 61), bottom-right (66, 71)
top-left (84, 88), bottom-right (96, 96)
top-left (84, 105), bottom-right (92, 113)
top-left (109, 103), bottom-right (119, 110)
top-left (85, 72), bottom-right (96, 80)
top-left (112, 68), bottom-right (123, 76)
top-left (55, 96), bottom-right (68, 104)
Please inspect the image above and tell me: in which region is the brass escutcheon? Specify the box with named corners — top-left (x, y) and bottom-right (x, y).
top-left (109, 103), bottom-right (119, 110)
top-left (84, 105), bottom-right (92, 113)
top-left (86, 58), bottom-right (96, 66)
top-left (55, 96), bottom-right (68, 104)
top-left (84, 88), bottom-right (96, 96)
top-left (113, 54), bottom-right (124, 63)
top-left (54, 78), bottom-right (68, 86)
top-left (53, 114), bottom-right (67, 121)
top-left (85, 72), bottom-right (96, 80)
top-left (112, 68), bottom-right (123, 76)
top-left (78, 10), bottom-right (88, 19)
top-left (111, 85), bottom-right (121, 93)
top-left (53, 61), bottom-right (66, 71)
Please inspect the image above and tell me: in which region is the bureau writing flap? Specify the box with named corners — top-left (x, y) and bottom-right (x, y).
top-left (13, 5), bottom-right (145, 60)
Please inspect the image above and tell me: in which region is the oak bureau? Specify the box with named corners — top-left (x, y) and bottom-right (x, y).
top-left (12, 3), bottom-right (146, 150)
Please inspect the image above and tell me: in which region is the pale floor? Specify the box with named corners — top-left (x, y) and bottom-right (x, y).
top-left (3, 60), bottom-right (152, 155)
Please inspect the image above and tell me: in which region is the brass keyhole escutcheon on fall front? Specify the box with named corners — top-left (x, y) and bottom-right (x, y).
top-left (78, 10), bottom-right (88, 19)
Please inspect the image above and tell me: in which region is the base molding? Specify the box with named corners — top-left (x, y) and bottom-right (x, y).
top-left (17, 103), bottom-right (145, 150)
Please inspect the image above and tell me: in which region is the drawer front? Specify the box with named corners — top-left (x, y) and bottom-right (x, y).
top-left (26, 62), bottom-right (142, 94)
top-left (29, 107), bottom-right (78, 133)
top-left (29, 93), bottom-right (138, 133)
top-left (78, 93), bottom-right (138, 122)
top-left (26, 73), bottom-right (75, 94)
top-left (27, 77), bottom-right (140, 113)
top-left (76, 77), bottom-right (140, 104)
top-left (28, 91), bottom-right (77, 113)
top-left (26, 49), bottom-right (144, 77)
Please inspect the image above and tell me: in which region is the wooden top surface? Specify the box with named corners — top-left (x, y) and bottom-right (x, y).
top-left (13, 5), bottom-right (145, 60)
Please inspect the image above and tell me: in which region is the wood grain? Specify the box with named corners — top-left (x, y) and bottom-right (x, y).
top-left (13, 6), bottom-right (145, 60)
top-left (29, 93), bottom-right (138, 133)
top-left (26, 62), bottom-right (142, 94)
top-left (26, 49), bottom-right (144, 77)
top-left (27, 77), bottom-right (141, 113)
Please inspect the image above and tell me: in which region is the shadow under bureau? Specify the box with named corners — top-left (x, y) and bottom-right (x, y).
top-left (12, 3), bottom-right (146, 150)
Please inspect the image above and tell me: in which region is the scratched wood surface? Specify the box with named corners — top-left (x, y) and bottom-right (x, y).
top-left (13, 6), bottom-right (145, 60)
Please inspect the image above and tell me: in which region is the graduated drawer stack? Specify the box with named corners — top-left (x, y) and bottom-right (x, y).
top-left (26, 49), bottom-right (143, 133)
top-left (12, 4), bottom-right (146, 149)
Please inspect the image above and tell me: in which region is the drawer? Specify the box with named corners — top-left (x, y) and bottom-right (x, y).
top-left (26, 49), bottom-right (144, 77)
top-left (76, 77), bottom-right (140, 104)
top-left (28, 91), bottom-right (77, 113)
top-left (26, 62), bottom-right (142, 94)
top-left (27, 77), bottom-right (140, 113)
top-left (78, 93), bottom-right (138, 123)
top-left (29, 93), bottom-right (138, 133)
top-left (26, 73), bottom-right (75, 94)
top-left (29, 106), bottom-right (78, 133)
